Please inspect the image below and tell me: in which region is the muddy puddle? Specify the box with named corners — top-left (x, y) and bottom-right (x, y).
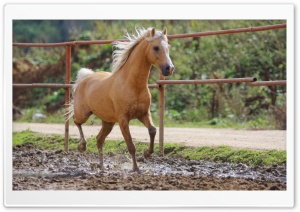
top-left (13, 143), bottom-right (286, 190)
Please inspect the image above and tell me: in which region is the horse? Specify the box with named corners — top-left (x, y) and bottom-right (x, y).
top-left (67, 27), bottom-right (175, 172)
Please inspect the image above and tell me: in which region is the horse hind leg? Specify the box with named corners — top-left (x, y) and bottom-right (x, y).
top-left (74, 109), bottom-right (92, 152)
top-left (96, 121), bottom-right (115, 170)
top-left (75, 121), bottom-right (88, 152)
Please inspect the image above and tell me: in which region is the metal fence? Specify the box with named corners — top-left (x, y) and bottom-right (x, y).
top-left (13, 23), bottom-right (287, 155)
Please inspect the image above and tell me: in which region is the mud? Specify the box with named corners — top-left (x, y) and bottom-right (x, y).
top-left (13, 143), bottom-right (286, 190)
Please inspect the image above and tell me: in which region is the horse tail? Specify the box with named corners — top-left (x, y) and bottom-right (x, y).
top-left (65, 68), bottom-right (94, 122)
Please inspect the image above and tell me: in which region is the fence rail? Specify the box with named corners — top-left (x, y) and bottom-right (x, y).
top-left (13, 83), bottom-right (160, 89)
top-left (13, 23), bottom-right (286, 47)
top-left (13, 83), bottom-right (73, 88)
top-left (250, 80), bottom-right (287, 86)
top-left (12, 23), bottom-right (287, 155)
top-left (167, 23), bottom-right (286, 39)
top-left (156, 77), bottom-right (257, 85)
top-left (13, 79), bottom-right (289, 89)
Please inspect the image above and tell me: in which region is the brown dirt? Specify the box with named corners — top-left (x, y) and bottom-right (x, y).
top-left (12, 143), bottom-right (286, 191)
top-left (13, 173), bottom-right (285, 191)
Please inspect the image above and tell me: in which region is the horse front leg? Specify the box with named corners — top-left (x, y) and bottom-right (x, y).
top-left (138, 112), bottom-right (157, 158)
top-left (119, 118), bottom-right (139, 172)
top-left (96, 121), bottom-right (115, 170)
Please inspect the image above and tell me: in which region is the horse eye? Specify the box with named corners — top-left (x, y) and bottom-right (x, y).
top-left (153, 46), bottom-right (159, 51)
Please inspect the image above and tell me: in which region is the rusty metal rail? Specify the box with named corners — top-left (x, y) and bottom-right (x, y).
top-left (13, 39), bottom-right (128, 47)
top-left (167, 23), bottom-right (286, 40)
top-left (13, 83), bottom-right (159, 89)
top-left (250, 80), bottom-right (286, 86)
top-left (13, 83), bottom-right (72, 88)
top-left (65, 46), bottom-right (71, 151)
top-left (156, 77), bottom-right (257, 85)
top-left (14, 79), bottom-right (289, 88)
top-left (13, 23), bottom-right (287, 154)
top-left (13, 23), bottom-right (286, 47)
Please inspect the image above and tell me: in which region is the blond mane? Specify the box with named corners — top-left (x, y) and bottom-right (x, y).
top-left (111, 27), bottom-right (166, 73)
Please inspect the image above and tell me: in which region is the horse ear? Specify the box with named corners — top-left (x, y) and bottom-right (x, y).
top-left (150, 28), bottom-right (156, 37)
top-left (163, 27), bottom-right (167, 35)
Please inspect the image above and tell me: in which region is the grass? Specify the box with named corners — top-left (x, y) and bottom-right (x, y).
top-left (13, 130), bottom-right (286, 166)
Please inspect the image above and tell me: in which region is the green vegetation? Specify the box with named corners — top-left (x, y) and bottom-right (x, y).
top-left (13, 130), bottom-right (286, 166)
top-left (13, 20), bottom-right (286, 129)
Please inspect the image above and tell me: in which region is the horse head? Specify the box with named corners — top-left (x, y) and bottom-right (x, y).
top-left (146, 27), bottom-right (175, 77)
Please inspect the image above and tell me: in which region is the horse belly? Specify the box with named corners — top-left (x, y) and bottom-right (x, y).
top-left (92, 103), bottom-right (117, 122)
top-left (86, 80), bottom-right (118, 123)
top-left (88, 93), bottom-right (118, 122)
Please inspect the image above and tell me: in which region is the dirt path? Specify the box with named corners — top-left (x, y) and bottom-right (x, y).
top-left (13, 123), bottom-right (286, 151)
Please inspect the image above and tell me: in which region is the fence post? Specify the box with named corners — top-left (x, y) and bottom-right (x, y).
top-left (65, 45), bottom-right (71, 152)
top-left (158, 73), bottom-right (165, 156)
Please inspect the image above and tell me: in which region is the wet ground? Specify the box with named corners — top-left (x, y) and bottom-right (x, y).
top-left (13, 143), bottom-right (286, 190)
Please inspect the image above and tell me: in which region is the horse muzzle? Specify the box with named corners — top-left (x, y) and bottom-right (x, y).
top-left (161, 64), bottom-right (175, 76)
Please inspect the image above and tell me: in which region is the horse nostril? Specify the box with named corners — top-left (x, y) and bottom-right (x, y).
top-left (170, 65), bottom-right (174, 72)
top-left (161, 65), bottom-right (174, 76)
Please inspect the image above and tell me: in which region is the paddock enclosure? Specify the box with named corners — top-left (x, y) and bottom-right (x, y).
top-left (12, 22), bottom-right (287, 191)
top-left (13, 23), bottom-right (287, 155)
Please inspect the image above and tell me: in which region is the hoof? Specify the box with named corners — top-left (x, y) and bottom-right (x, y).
top-left (143, 149), bottom-right (151, 158)
top-left (99, 164), bottom-right (104, 171)
top-left (90, 163), bottom-right (103, 171)
top-left (78, 143), bottom-right (86, 153)
top-left (131, 167), bottom-right (140, 173)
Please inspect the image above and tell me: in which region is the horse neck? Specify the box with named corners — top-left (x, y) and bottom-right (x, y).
top-left (119, 39), bottom-right (152, 91)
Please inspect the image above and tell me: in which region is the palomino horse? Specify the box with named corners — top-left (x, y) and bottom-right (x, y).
top-left (68, 27), bottom-right (174, 172)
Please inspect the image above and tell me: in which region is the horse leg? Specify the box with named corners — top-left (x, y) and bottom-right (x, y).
top-left (73, 108), bottom-right (92, 152)
top-left (138, 112), bottom-right (156, 158)
top-left (74, 121), bottom-right (88, 152)
top-left (96, 121), bottom-right (115, 170)
top-left (119, 118), bottom-right (139, 172)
